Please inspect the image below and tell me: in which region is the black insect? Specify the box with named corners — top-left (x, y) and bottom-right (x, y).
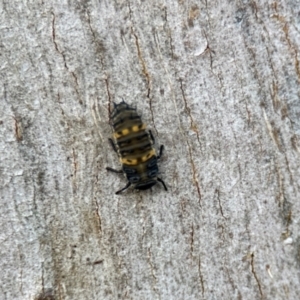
top-left (106, 100), bottom-right (167, 194)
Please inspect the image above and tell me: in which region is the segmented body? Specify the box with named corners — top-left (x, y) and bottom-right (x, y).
top-left (106, 101), bottom-right (167, 194)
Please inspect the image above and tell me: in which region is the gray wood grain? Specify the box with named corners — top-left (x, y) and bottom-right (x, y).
top-left (1, 1), bottom-right (299, 299)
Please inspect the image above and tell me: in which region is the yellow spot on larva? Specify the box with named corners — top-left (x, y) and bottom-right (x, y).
top-left (122, 128), bottom-right (130, 135)
top-left (121, 158), bottom-right (138, 165)
top-left (132, 125), bottom-right (139, 132)
top-left (113, 132), bottom-right (121, 139)
top-left (141, 149), bottom-right (156, 162)
top-left (113, 128), bottom-right (130, 139)
top-left (132, 123), bottom-right (146, 132)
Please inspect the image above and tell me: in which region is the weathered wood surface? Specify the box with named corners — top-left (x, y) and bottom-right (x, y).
top-left (1, 1), bottom-right (299, 299)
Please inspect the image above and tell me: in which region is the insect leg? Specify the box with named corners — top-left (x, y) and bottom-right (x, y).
top-left (149, 131), bottom-right (164, 159)
top-left (157, 145), bottom-right (164, 159)
top-left (157, 177), bottom-right (167, 191)
top-left (108, 138), bottom-right (118, 153)
top-left (116, 182), bottom-right (131, 194)
top-left (149, 130), bottom-right (155, 143)
top-left (106, 167), bottom-right (123, 173)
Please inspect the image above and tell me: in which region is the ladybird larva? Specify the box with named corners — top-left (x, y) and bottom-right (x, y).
top-left (106, 100), bottom-right (167, 194)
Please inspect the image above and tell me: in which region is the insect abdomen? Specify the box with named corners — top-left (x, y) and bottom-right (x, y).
top-left (111, 103), bottom-right (155, 165)
top-left (107, 100), bottom-right (167, 194)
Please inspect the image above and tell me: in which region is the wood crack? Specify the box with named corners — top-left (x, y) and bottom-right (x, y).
top-left (51, 12), bottom-right (82, 104)
top-left (250, 253), bottom-right (263, 298)
top-left (198, 256), bottom-right (205, 296)
top-left (179, 79), bottom-right (201, 146)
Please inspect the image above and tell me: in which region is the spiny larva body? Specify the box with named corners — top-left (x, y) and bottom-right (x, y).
top-left (106, 100), bottom-right (167, 194)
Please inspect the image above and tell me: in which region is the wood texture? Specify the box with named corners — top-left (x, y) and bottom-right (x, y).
top-left (1, 0), bottom-right (300, 299)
